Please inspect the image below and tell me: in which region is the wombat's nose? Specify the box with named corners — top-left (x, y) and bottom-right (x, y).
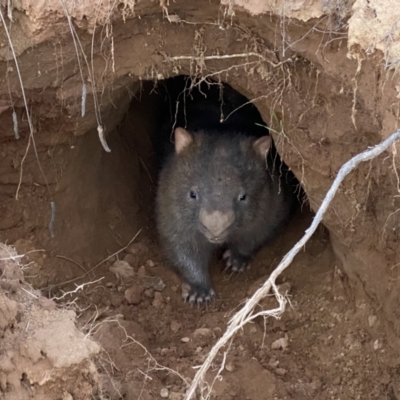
top-left (199, 209), bottom-right (236, 239)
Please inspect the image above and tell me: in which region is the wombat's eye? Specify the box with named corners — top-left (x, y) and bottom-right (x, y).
top-left (189, 190), bottom-right (198, 200)
top-left (239, 194), bottom-right (247, 201)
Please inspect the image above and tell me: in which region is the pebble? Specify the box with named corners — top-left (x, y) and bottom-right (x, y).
top-left (271, 335), bottom-right (289, 350)
top-left (373, 339), bottom-right (382, 350)
top-left (123, 253), bottom-right (138, 267)
top-left (110, 292), bottom-right (124, 307)
top-left (332, 376), bottom-right (341, 385)
top-left (160, 388), bottom-right (169, 398)
top-left (193, 328), bottom-right (213, 338)
top-left (144, 276), bottom-right (166, 292)
top-left (181, 337), bottom-right (190, 343)
top-left (138, 265), bottom-right (148, 277)
top-left (170, 320), bottom-right (182, 333)
top-left (368, 315), bottom-right (378, 327)
top-left (277, 282), bottom-right (292, 295)
top-left (160, 348), bottom-right (169, 356)
top-left (225, 362), bottom-right (236, 372)
top-left (152, 292), bottom-right (164, 309)
top-left (144, 289), bottom-right (154, 298)
top-left (269, 359), bottom-right (280, 369)
top-left (110, 260), bottom-right (135, 280)
top-left (62, 392), bottom-right (73, 400)
top-left (124, 284), bottom-right (143, 305)
top-left (126, 241), bottom-right (148, 255)
top-left (146, 259), bottom-right (156, 267)
top-left (274, 368), bottom-right (287, 376)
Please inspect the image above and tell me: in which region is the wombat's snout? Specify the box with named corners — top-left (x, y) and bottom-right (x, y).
top-left (199, 209), bottom-right (236, 243)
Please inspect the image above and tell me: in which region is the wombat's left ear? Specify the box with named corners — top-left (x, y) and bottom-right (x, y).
top-left (253, 136), bottom-right (272, 158)
top-left (174, 127), bottom-right (193, 154)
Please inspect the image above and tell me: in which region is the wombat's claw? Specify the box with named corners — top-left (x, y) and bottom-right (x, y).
top-left (181, 284), bottom-right (216, 307)
top-left (222, 249), bottom-right (231, 260)
top-left (223, 251), bottom-right (250, 273)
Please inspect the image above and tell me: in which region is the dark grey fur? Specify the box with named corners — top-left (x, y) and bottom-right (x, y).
top-left (156, 128), bottom-right (298, 306)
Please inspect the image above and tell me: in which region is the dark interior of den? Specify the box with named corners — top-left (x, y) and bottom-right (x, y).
top-left (116, 75), bottom-right (309, 306)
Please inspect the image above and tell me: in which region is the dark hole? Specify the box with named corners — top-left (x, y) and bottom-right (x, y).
top-left (118, 74), bottom-right (306, 210)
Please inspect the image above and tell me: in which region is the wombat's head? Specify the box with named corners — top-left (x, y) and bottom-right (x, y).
top-left (167, 127), bottom-right (272, 244)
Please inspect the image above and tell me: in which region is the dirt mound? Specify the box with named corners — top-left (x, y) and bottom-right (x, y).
top-left (0, 244), bottom-right (99, 400)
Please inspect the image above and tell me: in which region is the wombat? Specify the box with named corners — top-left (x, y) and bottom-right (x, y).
top-left (156, 123), bottom-right (299, 305)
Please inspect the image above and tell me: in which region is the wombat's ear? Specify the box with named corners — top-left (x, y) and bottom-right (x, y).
top-left (174, 128), bottom-right (193, 154)
top-left (253, 136), bottom-right (272, 158)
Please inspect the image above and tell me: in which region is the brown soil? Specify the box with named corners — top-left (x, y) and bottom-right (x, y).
top-left (1, 1), bottom-right (400, 399)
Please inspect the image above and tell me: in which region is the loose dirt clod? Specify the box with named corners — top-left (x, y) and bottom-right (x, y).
top-left (110, 260), bottom-right (135, 280)
top-left (125, 283), bottom-right (143, 305)
top-left (271, 336), bottom-right (289, 350)
top-left (160, 387), bottom-right (169, 398)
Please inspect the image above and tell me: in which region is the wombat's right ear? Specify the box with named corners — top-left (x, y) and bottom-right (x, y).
top-left (253, 136), bottom-right (272, 158)
top-left (174, 128), bottom-right (193, 154)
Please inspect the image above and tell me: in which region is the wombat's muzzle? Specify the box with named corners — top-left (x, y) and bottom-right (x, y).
top-left (199, 208), bottom-right (236, 243)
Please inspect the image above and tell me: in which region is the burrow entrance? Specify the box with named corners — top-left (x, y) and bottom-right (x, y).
top-left (26, 74), bottom-right (316, 295)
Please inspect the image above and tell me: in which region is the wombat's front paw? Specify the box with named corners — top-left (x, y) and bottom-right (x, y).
top-left (222, 249), bottom-right (251, 273)
top-left (181, 283), bottom-right (216, 307)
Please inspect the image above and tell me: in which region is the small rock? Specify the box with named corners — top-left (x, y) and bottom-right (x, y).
top-left (144, 276), bottom-right (166, 292)
top-left (110, 292), bottom-right (124, 307)
top-left (193, 328), bottom-right (213, 338)
top-left (123, 253), bottom-right (138, 267)
top-left (144, 289), bottom-right (154, 298)
top-left (310, 378), bottom-right (322, 392)
top-left (106, 282), bottom-right (114, 288)
top-left (110, 260), bottom-right (135, 280)
top-left (332, 376), bottom-right (341, 385)
top-left (146, 259), bottom-right (156, 267)
top-left (274, 368), bottom-right (287, 376)
top-left (126, 241), bottom-right (148, 255)
top-left (124, 284), bottom-right (143, 305)
top-left (277, 282), bottom-right (292, 295)
top-left (160, 387), bottom-right (169, 398)
top-left (181, 337), bottom-right (190, 343)
top-left (271, 335), bottom-right (289, 350)
top-left (160, 348), bottom-right (169, 356)
top-left (269, 359), bottom-right (280, 369)
top-left (138, 265), bottom-right (148, 277)
top-left (373, 339), bottom-right (382, 350)
top-left (171, 320), bottom-right (182, 333)
top-left (368, 315), bottom-right (378, 327)
top-left (152, 292), bottom-right (164, 308)
top-left (225, 362), bottom-right (236, 372)
top-left (192, 327), bottom-right (214, 346)
top-left (62, 392), bottom-right (73, 400)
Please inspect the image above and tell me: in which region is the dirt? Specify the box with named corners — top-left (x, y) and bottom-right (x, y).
top-left (1, 0), bottom-right (400, 399)
top-left (0, 244), bottom-right (99, 400)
